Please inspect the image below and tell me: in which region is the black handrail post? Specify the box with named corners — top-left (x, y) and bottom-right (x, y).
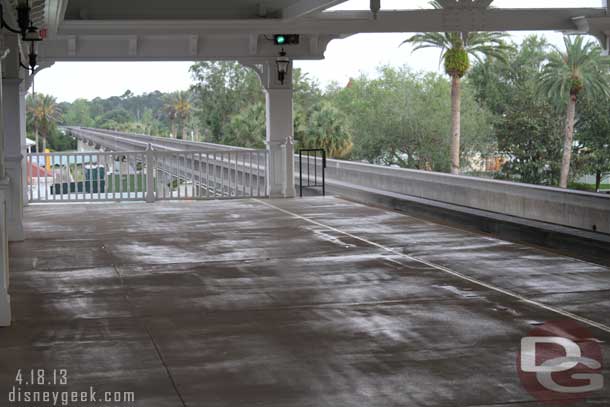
top-left (299, 150), bottom-right (303, 197)
top-left (307, 152), bottom-right (311, 186)
top-left (299, 149), bottom-right (325, 197)
top-left (322, 149), bottom-right (326, 196)
top-left (314, 150), bottom-right (317, 186)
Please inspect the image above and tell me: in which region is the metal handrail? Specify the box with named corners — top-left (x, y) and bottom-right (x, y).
top-left (299, 149), bottom-right (326, 197)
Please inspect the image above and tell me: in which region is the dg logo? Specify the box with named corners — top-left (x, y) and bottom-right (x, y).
top-left (517, 320), bottom-right (604, 403)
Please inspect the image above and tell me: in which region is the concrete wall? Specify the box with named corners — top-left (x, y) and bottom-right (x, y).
top-left (300, 157), bottom-right (610, 234)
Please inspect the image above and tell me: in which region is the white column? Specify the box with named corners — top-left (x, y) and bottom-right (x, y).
top-left (20, 86), bottom-right (27, 206)
top-left (2, 32), bottom-right (25, 241)
top-left (3, 78), bottom-right (25, 241)
top-left (265, 87), bottom-right (295, 198)
top-left (0, 45), bottom-right (11, 326)
top-left (249, 60), bottom-right (295, 198)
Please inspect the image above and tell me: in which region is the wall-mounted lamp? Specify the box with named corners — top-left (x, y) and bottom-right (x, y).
top-left (1, 0), bottom-right (44, 73)
top-left (276, 48), bottom-right (290, 85)
top-left (20, 40), bottom-right (38, 73)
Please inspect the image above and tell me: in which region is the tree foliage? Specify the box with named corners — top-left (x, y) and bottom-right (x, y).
top-left (537, 35), bottom-right (610, 187)
top-left (574, 95), bottom-right (610, 190)
top-left (329, 66), bottom-right (493, 171)
top-left (403, 9), bottom-right (510, 174)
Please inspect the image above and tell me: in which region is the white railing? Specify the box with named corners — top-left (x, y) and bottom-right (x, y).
top-left (26, 148), bottom-right (268, 203)
top-left (151, 149), bottom-right (268, 200)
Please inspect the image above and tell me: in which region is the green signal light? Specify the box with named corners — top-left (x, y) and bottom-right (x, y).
top-left (273, 34), bottom-right (299, 45)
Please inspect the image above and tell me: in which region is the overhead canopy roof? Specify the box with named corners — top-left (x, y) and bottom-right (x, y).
top-left (62, 0), bottom-right (326, 20)
top-left (5, 0), bottom-right (608, 62)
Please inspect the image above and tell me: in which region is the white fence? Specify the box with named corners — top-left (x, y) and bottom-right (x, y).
top-left (26, 148), bottom-right (268, 203)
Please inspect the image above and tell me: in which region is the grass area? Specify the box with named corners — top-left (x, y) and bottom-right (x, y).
top-left (569, 182), bottom-right (610, 192)
top-left (106, 174), bottom-right (147, 193)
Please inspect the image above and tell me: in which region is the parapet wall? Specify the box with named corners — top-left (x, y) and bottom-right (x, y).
top-left (311, 157), bottom-right (610, 234)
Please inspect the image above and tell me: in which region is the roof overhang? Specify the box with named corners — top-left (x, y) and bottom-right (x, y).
top-left (11, 0), bottom-right (609, 63)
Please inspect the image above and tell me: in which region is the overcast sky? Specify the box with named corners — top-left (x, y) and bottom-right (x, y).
top-left (33, 0), bottom-right (604, 102)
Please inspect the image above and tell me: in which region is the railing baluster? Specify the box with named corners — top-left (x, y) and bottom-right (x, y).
top-left (234, 151), bottom-right (238, 197)
top-left (140, 152), bottom-right (144, 200)
top-left (119, 154), bottom-right (124, 200)
top-left (97, 153), bottom-right (101, 201)
top-left (177, 153), bottom-right (181, 200)
top-left (127, 153), bottom-right (132, 200)
top-left (105, 154), bottom-right (109, 201)
top-left (220, 152), bottom-right (224, 197)
top-left (263, 150), bottom-right (269, 196)
top-left (197, 152), bottom-right (202, 199)
top-left (227, 152), bottom-right (231, 197)
top-left (241, 152), bottom-right (246, 197)
top-left (211, 153), bottom-right (215, 197)
top-left (163, 153), bottom-right (167, 200)
top-left (249, 151), bottom-right (253, 197)
top-left (206, 152), bottom-right (211, 199)
top-left (60, 154), bottom-right (64, 202)
top-left (71, 154), bottom-right (75, 201)
top-left (192, 153), bottom-right (196, 198)
top-left (51, 153), bottom-right (55, 202)
top-left (256, 151), bottom-right (260, 197)
top-left (42, 154), bottom-right (46, 202)
top-left (82, 152), bottom-right (86, 201)
top-left (32, 155), bottom-right (36, 202)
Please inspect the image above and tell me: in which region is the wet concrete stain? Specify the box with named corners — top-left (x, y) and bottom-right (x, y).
top-left (3, 196), bottom-right (610, 406)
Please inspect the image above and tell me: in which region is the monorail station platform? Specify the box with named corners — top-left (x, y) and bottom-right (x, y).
top-left (3, 197), bottom-right (610, 406)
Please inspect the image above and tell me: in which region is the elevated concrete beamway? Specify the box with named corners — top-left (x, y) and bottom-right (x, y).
top-left (319, 158), bottom-right (610, 235)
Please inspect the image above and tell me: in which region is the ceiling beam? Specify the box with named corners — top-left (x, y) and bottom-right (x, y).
top-left (281, 0), bottom-right (349, 19)
top-left (56, 8), bottom-right (606, 36)
top-left (38, 33), bottom-right (337, 62)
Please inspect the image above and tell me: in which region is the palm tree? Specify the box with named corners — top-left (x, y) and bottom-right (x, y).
top-left (27, 94), bottom-right (61, 152)
top-left (305, 102), bottom-right (353, 159)
top-left (173, 91), bottom-right (192, 140)
top-left (538, 35), bottom-right (610, 188)
top-left (403, 2), bottom-right (510, 174)
top-left (163, 95), bottom-right (177, 138)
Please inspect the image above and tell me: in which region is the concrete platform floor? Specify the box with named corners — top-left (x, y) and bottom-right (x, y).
top-left (3, 196), bottom-right (610, 406)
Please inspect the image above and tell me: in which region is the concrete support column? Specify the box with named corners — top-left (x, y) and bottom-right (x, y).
top-left (20, 87), bottom-right (27, 206)
top-left (3, 78), bottom-right (25, 241)
top-left (2, 32), bottom-right (25, 242)
top-left (243, 59), bottom-right (295, 198)
top-left (0, 42), bottom-right (11, 326)
top-left (0, 177), bottom-right (10, 326)
top-left (265, 87), bottom-right (295, 198)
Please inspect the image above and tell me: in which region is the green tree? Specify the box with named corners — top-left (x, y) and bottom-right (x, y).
top-left (575, 95), bottom-right (610, 191)
top-left (330, 66), bottom-right (493, 171)
top-left (189, 62), bottom-right (263, 142)
top-left (62, 98), bottom-right (94, 127)
top-left (167, 91), bottom-right (192, 139)
top-left (495, 98), bottom-right (564, 185)
top-left (538, 35), bottom-right (610, 188)
top-left (95, 109), bottom-right (131, 130)
top-left (27, 94), bottom-right (62, 152)
top-left (403, 3), bottom-right (509, 174)
top-left (470, 35), bottom-right (570, 185)
top-left (222, 102), bottom-right (266, 148)
top-left (301, 102), bottom-right (353, 158)
top-left (163, 95), bottom-right (178, 137)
